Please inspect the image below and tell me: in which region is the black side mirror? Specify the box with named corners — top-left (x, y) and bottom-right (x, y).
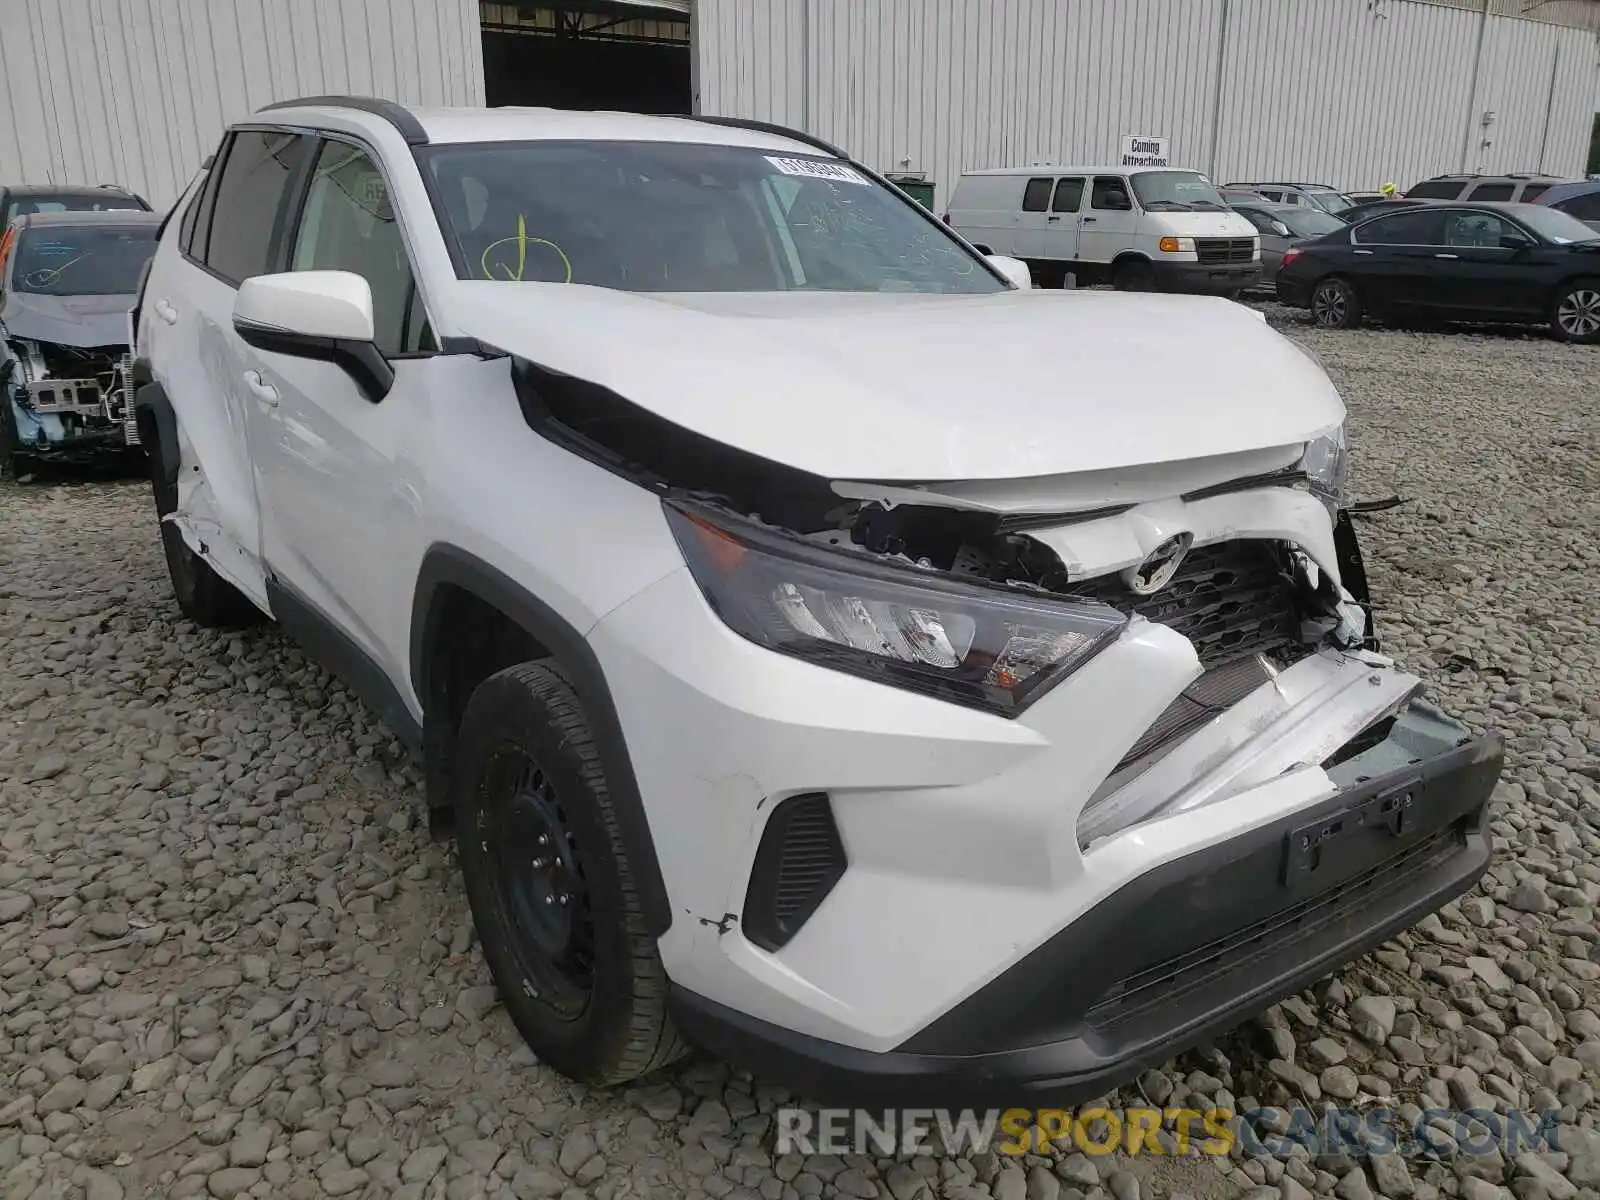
top-left (1499, 235), bottom-right (1532, 252)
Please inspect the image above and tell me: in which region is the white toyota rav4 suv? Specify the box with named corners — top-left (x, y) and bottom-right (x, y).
top-left (133, 96), bottom-right (1502, 1103)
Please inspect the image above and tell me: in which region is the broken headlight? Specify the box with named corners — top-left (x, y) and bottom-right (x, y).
top-left (1300, 424), bottom-right (1349, 514)
top-left (665, 499), bottom-right (1127, 716)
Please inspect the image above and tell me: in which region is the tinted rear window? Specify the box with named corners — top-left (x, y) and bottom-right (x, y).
top-left (1354, 210), bottom-right (1443, 245)
top-left (1021, 178), bottom-right (1052, 212)
top-left (1519, 183), bottom-right (1551, 202)
top-left (1405, 181), bottom-right (1464, 199)
top-left (1556, 192), bottom-right (1600, 221)
top-left (1466, 182), bottom-right (1514, 201)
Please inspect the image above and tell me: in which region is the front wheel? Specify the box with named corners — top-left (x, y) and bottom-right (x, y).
top-left (1550, 280), bottom-right (1600, 344)
top-left (453, 662), bottom-right (686, 1085)
top-left (1310, 277), bottom-right (1363, 329)
top-left (1112, 259), bottom-right (1155, 292)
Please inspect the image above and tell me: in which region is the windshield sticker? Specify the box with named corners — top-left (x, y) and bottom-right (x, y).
top-left (765, 156), bottom-right (870, 186)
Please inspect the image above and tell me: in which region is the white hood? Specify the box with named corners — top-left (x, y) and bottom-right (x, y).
top-left (448, 284), bottom-right (1344, 483)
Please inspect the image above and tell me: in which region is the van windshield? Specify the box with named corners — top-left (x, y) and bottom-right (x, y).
top-left (1130, 171), bottom-right (1228, 212)
top-left (421, 140), bottom-right (1004, 294)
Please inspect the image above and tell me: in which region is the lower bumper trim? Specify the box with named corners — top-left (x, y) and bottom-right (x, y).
top-left (673, 732), bottom-right (1500, 1106)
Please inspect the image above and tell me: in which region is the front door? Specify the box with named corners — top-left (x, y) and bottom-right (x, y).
top-left (237, 137), bottom-right (437, 689)
top-left (1426, 210), bottom-right (1548, 318)
top-left (1078, 175), bottom-right (1140, 266)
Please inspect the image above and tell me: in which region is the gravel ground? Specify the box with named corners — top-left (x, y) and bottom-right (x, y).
top-left (1, 309), bottom-right (1597, 1200)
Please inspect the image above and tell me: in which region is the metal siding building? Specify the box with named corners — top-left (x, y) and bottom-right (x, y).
top-left (0, 0), bottom-right (484, 210)
top-left (694, 0), bottom-right (1600, 204)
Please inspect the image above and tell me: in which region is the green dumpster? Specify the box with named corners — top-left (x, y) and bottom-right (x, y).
top-left (887, 174), bottom-right (935, 211)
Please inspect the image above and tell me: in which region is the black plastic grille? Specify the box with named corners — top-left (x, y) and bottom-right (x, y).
top-left (1066, 540), bottom-right (1303, 671)
top-left (1085, 824), bottom-right (1461, 1030)
top-left (742, 793), bottom-right (847, 952)
top-left (1196, 237), bottom-right (1255, 263)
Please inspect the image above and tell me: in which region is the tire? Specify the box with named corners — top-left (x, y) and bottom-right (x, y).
top-left (453, 662), bottom-right (687, 1086)
top-left (1549, 279), bottom-right (1600, 344)
top-left (1310, 276), bottom-right (1363, 329)
top-left (148, 431), bottom-right (257, 627)
top-left (1112, 259), bottom-right (1155, 292)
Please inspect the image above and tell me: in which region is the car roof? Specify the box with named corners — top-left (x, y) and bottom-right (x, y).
top-left (1228, 200), bottom-right (1298, 211)
top-left (961, 165), bottom-right (1201, 176)
top-left (11, 210), bottom-right (163, 230)
top-left (1537, 180), bottom-right (1600, 205)
top-left (256, 101), bottom-right (832, 157)
top-left (3, 183), bottom-right (137, 198)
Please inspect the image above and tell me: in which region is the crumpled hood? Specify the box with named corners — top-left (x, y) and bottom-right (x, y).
top-left (449, 283), bottom-right (1345, 482)
top-left (0, 292), bottom-right (133, 349)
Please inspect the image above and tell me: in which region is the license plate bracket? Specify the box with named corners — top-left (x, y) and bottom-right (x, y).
top-left (1283, 774), bottom-right (1421, 888)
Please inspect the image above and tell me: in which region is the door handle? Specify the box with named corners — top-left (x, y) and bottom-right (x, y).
top-left (1354, 249), bottom-right (1373, 255)
top-left (154, 298), bottom-right (179, 325)
top-left (1047, 215), bottom-right (1060, 223)
top-left (1435, 253), bottom-right (1459, 259)
top-left (1081, 216), bottom-right (1097, 224)
top-left (242, 370), bottom-right (279, 408)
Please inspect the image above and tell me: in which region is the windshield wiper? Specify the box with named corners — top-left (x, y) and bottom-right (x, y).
top-left (1189, 201), bottom-right (1225, 211)
top-left (1142, 200), bottom-right (1192, 211)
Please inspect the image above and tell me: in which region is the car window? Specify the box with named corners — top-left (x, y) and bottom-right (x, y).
top-left (1405, 181), bottom-right (1464, 200)
top-left (1353, 210), bottom-right (1444, 245)
top-left (5, 194), bottom-right (143, 223)
top-left (1090, 176), bottom-right (1131, 211)
top-left (1283, 209), bottom-right (1347, 238)
top-left (1051, 177), bottom-right (1084, 213)
top-left (1129, 171), bottom-right (1227, 212)
top-left (290, 140), bottom-right (431, 356)
top-left (421, 140), bottom-right (1001, 295)
top-left (1556, 192), bottom-right (1600, 220)
top-left (1021, 178), bottom-right (1052, 213)
top-left (1443, 211), bottom-right (1514, 248)
top-left (203, 129), bottom-right (312, 284)
top-left (9, 223), bottom-right (158, 296)
top-left (1466, 182), bottom-right (1514, 202)
top-left (1240, 209), bottom-right (1277, 233)
top-left (1518, 183), bottom-right (1551, 202)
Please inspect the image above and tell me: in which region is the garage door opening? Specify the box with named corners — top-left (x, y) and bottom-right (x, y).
top-left (481, 2), bottom-right (691, 115)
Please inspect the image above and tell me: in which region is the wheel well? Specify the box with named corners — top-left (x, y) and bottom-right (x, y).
top-left (1112, 253), bottom-right (1151, 268)
top-left (417, 583), bottom-right (549, 837)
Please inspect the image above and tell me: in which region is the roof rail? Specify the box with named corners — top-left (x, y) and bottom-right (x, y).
top-left (259, 94), bottom-right (429, 146)
top-left (680, 115), bottom-right (846, 159)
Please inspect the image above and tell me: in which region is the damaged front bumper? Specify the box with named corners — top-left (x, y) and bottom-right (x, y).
top-left (2, 348), bottom-right (141, 463)
top-left (675, 710), bottom-right (1499, 1106)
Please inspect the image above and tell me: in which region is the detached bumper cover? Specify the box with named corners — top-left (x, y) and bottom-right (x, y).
top-left (672, 731), bottom-right (1501, 1106)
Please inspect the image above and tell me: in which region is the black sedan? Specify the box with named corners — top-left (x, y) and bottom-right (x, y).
top-left (1276, 202), bottom-right (1600, 343)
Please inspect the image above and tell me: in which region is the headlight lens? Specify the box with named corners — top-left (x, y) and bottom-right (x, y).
top-left (1301, 424), bottom-right (1349, 511)
top-left (665, 500), bottom-right (1127, 716)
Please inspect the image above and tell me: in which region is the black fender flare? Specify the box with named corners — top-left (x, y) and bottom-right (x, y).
top-left (132, 368), bottom-right (180, 488)
top-left (410, 543), bottom-right (673, 937)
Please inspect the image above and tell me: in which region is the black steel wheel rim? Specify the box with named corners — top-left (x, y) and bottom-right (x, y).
top-left (1313, 282), bottom-right (1346, 326)
top-left (1557, 288), bottom-right (1600, 337)
top-left (481, 746), bottom-right (595, 1018)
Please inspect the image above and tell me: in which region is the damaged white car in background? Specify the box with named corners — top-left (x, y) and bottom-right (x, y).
top-left (0, 210), bottom-right (158, 477)
top-left (133, 98), bottom-right (1502, 1105)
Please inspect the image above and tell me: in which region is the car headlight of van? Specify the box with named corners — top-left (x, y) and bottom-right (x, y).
top-left (665, 499), bottom-right (1127, 716)
top-left (1158, 236), bottom-right (1196, 253)
top-left (1300, 424), bottom-right (1349, 512)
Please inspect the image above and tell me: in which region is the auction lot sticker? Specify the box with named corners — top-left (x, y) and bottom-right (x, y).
top-left (766, 156), bottom-right (870, 185)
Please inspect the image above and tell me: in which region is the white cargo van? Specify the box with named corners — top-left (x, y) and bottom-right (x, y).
top-left (946, 166), bottom-right (1261, 294)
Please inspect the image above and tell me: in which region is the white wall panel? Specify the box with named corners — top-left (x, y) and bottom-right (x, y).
top-left (0, 0), bottom-right (484, 211)
top-left (695, 0), bottom-right (1600, 205)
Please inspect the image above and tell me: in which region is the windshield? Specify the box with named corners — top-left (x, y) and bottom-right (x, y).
top-left (1513, 205), bottom-right (1599, 245)
top-left (1128, 171), bottom-right (1227, 211)
top-left (1282, 208), bottom-right (1346, 238)
top-left (9, 224), bottom-right (157, 296)
top-left (421, 140), bottom-right (1003, 294)
top-left (1312, 192), bottom-right (1354, 214)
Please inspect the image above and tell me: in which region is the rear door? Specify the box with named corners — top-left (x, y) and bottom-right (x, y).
top-left (1347, 208), bottom-right (1447, 312)
top-left (141, 127), bottom-right (314, 605)
top-left (1012, 176), bottom-right (1056, 259)
top-left (1040, 176), bottom-right (1085, 264)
